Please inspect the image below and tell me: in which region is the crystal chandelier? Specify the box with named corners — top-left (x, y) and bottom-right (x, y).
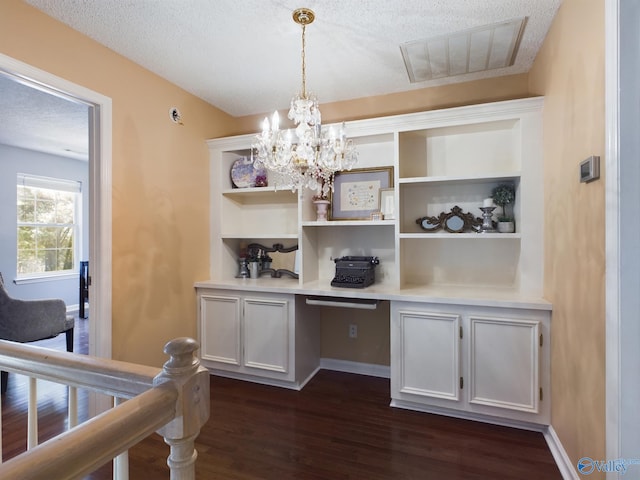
top-left (252, 8), bottom-right (358, 198)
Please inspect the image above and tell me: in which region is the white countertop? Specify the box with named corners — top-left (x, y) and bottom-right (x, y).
top-left (194, 279), bottom-right (552, 311)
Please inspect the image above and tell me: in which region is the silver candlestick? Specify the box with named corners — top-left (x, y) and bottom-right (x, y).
top-left (479, 206), bottom-right (496, 233)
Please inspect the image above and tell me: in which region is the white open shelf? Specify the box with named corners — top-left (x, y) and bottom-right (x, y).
top-left (208, 97), bottom-right (543, 295)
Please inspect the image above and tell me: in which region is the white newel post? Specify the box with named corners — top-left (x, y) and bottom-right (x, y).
top-left (154, 337), bottom-right (210, 480)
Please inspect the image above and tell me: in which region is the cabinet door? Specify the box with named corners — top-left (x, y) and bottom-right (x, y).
top-left (469, 316), bottom-right (539, 413)
top-left (243, 296), bottom-right (289, 374)
top-left (395, 309), bottom-right (461, 401)
top-left (200, 294), bottom-right (241, 366)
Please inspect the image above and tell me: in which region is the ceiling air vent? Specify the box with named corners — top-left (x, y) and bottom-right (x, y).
top-left (400, 17), bottom-right (527, 83)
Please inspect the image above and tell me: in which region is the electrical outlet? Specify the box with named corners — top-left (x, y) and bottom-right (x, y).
top-left (349, 324), bottom-right (357, 338)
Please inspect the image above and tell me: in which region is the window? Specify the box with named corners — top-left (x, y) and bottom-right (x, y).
top-left (17, 174), bottom-right (81, 278)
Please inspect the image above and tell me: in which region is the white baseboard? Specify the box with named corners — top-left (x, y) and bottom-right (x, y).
top-left (543, 425), bottom-right (579, 480)
top-left (319, 358), bottom-right (390, 378)
top-left (66, 304), bottom-right (79, 313)
top-left (298, 366), bottom-right (322, 390)
top-left (207, 369), bottom-right (305, 391)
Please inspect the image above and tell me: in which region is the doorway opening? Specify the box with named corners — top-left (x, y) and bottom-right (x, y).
top-left (0, 53), bottom-right (112, 366)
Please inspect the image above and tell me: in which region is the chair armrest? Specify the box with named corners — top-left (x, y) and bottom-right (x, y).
top-left (0, 297), bottom-right (69, 343)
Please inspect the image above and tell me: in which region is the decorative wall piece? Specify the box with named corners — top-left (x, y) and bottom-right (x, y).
top-left (330, 167), bottom-right (394, 220)
top-left (230, 156), bottom-right (267, 188)
top-left (416, 206), bottom-right (482, 233)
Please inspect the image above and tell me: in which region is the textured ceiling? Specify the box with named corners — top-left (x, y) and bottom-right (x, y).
top-left (2, 0), bottom-right (562, 160)
top-left (0, 73), bottom-right (89, 160)
top-left (23, 0), bottom-right (561, 116)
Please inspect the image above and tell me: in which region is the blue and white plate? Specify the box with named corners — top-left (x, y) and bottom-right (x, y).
top-left (230, 157), bottom-right (265, 188)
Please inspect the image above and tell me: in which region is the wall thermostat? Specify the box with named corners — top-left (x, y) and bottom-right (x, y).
top-left (580, 155), bottom-right (600, 183)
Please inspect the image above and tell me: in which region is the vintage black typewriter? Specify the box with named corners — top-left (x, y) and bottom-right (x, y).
top-left (331, 256), bottom-right (380, 288)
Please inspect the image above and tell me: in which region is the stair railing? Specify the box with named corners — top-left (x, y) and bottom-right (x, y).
top-left (0, 336), bottom-right (210, 480)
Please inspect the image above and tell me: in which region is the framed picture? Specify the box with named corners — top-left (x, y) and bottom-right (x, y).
top-left (329, 167), bottom-right (394, 220)
top-left (379, 188), bottom-right (395, 220)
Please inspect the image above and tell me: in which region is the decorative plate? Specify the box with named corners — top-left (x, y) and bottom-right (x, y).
top-left (230, 157), bottom-right (266, 188)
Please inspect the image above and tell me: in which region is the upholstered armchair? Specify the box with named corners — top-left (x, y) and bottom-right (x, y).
top-left (0, 273), bottom-right (74, 393)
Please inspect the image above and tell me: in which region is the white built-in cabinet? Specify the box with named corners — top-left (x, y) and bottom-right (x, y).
top-left (198, 290), bottom-right (320, 389)
top-left (390, 302), bottom-right (550, 425)
top-left (206, 97), bottom-right (544, 294)
top-left (198, 97), bottom-right (552, 425)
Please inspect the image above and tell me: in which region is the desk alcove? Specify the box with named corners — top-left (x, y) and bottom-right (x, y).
top-left (198, 98), bottom-right (552, 428)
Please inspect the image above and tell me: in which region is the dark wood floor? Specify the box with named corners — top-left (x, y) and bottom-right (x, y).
top-left (1, 317), bottom-right (562, 479)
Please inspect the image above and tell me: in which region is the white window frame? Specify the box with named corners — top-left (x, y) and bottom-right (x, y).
top-left (16, 173), bottom-right (82, 283)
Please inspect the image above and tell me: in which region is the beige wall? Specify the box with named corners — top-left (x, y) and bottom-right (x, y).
top-left (1, 1), bottom-right (535, 370)
top-left (1, 0), bottom-right (235, 366)
top-left (1, 2), bottom-right (609, 471)
top-left (232, 74), bottom-right (531, 135)
top-left (529, 0), bottom-right (606, 474)
top-left (320, 302), bottom-right (390, 366)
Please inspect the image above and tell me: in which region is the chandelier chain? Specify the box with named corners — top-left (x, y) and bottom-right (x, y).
top-left (301, 24), bottom-right (307, 99)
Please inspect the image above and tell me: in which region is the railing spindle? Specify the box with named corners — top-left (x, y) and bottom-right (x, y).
top-left (27, 377), bottom-right (37, 449)
top-left (113, 396), bottom-right (129, 480)
top-left (68, 385), bottom-right (78, 428)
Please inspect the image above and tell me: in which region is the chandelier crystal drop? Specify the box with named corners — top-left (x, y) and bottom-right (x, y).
top-left (252, 7), bottom-right (358, 198)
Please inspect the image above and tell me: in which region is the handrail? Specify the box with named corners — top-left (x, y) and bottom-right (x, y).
top-left (0, 385), bottom-right (177, 479)
top-left (0, 339), bottom-right (159, 398)
top-left (0, 336), bottom-right (210, 479)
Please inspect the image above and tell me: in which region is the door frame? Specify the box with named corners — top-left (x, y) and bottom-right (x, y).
top-left (0, 53), bottom-right (112, 364)
top-left (605, 0), bottom-right (640, 472)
